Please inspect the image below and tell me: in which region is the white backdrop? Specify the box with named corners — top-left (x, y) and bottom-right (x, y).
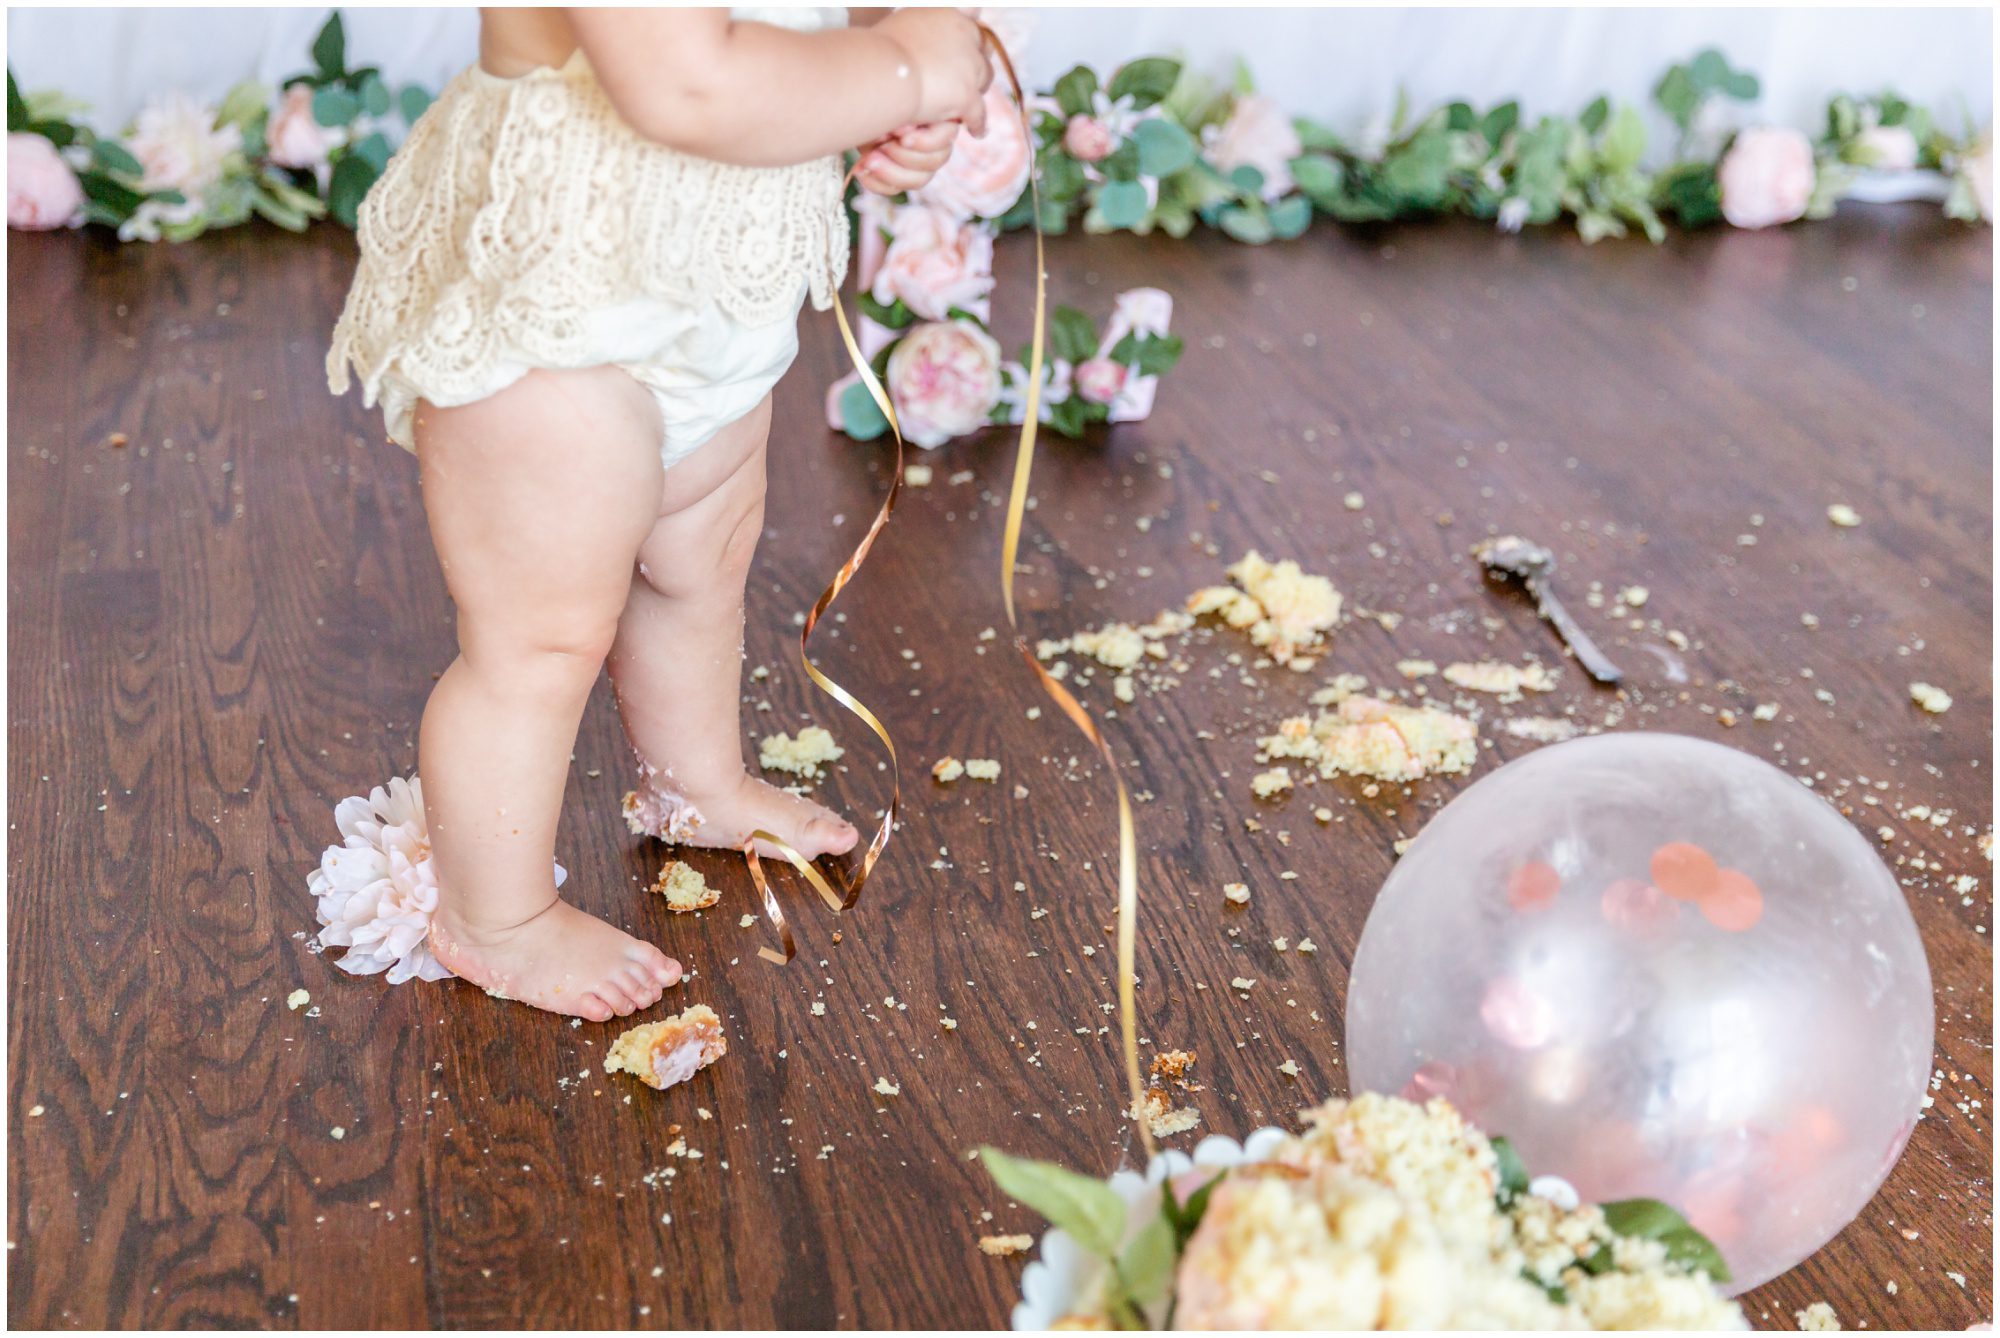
top-left (7, 7), bottom-right (1992, 145)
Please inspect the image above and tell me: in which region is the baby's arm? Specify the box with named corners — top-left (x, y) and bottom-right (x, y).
top-left (569, 7), bottom-right (991, 168)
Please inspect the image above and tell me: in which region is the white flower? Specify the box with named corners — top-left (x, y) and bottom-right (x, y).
top-left (1094, 287), bottom-right (1174, 423)
top-left (1854, 123), bottom-right (1919, 171)
top-left (1496, 197), bottom-right (1531, 233)
top-left (307, 775), bottom-right (570, 985)
top-left (997, 356), bottom-right (1073, 425)
top-left (127, 91), bottom-right (236, 200)
top-left (1963, 138), bottom-right (1993, 220)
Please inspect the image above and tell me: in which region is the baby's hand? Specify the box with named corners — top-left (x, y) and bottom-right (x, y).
top-left (856, 121), bottom-right (960, 197)
top-left (878, 7), bottom-right (992, 136)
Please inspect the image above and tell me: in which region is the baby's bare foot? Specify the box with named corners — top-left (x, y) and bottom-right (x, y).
top-left (628, 771), bottom-right (859, 861)
top-left (430, 899), bottom-right (682, 1021)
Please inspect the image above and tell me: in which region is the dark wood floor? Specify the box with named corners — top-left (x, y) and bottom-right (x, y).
top-left (8, 205), bottom-right (1991, 1330)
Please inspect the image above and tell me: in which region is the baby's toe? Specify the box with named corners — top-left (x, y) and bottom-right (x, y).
top-left (629, 942), bottom-right (682, 987)
top-left (579, 994), bottom-right (615, 1023)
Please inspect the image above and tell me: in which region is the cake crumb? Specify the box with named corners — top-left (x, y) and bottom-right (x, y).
top-left (873, 1076), bottom-right (902, 1097)
top-left (1826, 504), bottom-right (1861, 528)
top-left (286, 989), bottom-right (310, 1011)
top-left (1251, 767), bottom-right (1294, 798)
top-left (932, 756), bottom-right (966, 783)
top-left (903, 463), bottom-right (933, 487)
top-left (1444, 660), bottom-right (1556, 695)
top-left (651, 860), bottom-right (719, 913)
top-left (1223, 882), bottom-right (1251, 905)
top-left (1131, 1087), bottom-right (1201, 1137)
top-left (1231, 976), bottom-right (1257, 992)
top-left (979, 1233), bottom-right (1034, 1257)
top-left (964, 758), bottom-right (1001, 781)
top-left (1910, 682), bottom-right (1952, 714)
top-left (1795, 1301), bottom-right (1840, 1331)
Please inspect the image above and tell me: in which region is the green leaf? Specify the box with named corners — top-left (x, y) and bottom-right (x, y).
top-left (77, 171), bottom-right (147, 217)
top-left (857, 291), bottom-right (915, 330)
top-left (1049, 305), bottom-right (1099, 364)
top-left (1489, 1136), bottom-right (1530, 1207)
top-left (1132, 333), bottom-right (1183, 377)
top-left (1107, 57), bottom-right (1180, 110)
top-left (1039, 149), bottom-right (1086, 203)
top-left (1580, 95), bottom-right (1610, 136)
top-left (28, 117), bottom-right (75, 149)
top-left (838, 378), bottom-right (888, 441)
top-left (1653, 161), bottom-right (1722, 227)
top-left (7, 70), bottom-right (28, 134)
top-left (90, 140), bottom-right (143, 177)
top-left (1598, 104), bottom-right (1646, 173)
top-left (1380, 127), bottom-right (1452, 206)
top-left (350, 130), bottom-right (392, 173)
top-left (312, 11), bottom-right (347, 80)
top-left (1047, 393), bottom-right (1091, 439)
top-left (216, 79), bottom-right (268, 130)
top-left (1053, 65), bottom-right (1099, 120)
top-left (1160, 1171), bottom-right (1222, 1249)
top-left (1133, 118), bottom-right (1196, 179)
top-left (398, 84), bottom-right (432, 125)
top-left (327, 152), bottom-right (377, 227)
top-left (1601, 1199), bottom-right (1731, 1283)
top-left (1227, 164), bottom-right (1266, 199)
top-left (312, 85), bottom-right (360, 128)
top-left (1289, 152), bottom-right (1342, 206)
top-left (1269, 193), bottom-right (1312, 239)
top-left (1097, 138), bottom-right (1141, 183)
top-left (977, 1148), bottom-right (1127, 1259)
top-left (1653, 65), bottom-right (1696, 129)
top-left (1481, 100), bottom-right (1520, 145)
top-left (1115, 1212), bottom-right (1177, 1308)
top-left (1690, 48), bottom-right (1730, 91)
top-left (358, 71), bottom-right (391, 118)
top-left (1218, 203), bottom-right (1273, 243)
top-left (1722, 70), bottom-right (1760, 101)
top-left (1445, 100), bottom-right (1476, 133)
top-left (1096, 178), bottom-right (1150, 230)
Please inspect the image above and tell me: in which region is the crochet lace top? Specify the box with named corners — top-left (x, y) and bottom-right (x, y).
top-left (327, 14), bottom-right (850, 415)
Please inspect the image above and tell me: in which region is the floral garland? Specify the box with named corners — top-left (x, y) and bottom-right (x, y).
top-left (6, 13), bottom-right (425, 239)
top-left (9, 14), bottom-right (1988, 444)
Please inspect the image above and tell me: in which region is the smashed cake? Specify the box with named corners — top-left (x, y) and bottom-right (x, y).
top-left (1187, 551), bottom-right (1343, 660)
top-left (651, 860), bottom-right (719, 913)
top-left (605, 1004), bottom-right (727, 1091)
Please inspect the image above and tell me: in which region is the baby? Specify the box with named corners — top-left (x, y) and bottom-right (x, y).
top-left (327, 7), bottom-right (992, 1019)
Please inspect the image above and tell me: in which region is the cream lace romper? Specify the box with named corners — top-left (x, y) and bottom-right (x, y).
top-left (327, 7), bottom-right (850, 467)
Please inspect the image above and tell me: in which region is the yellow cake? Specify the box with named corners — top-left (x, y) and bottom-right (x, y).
top-left (605, 1004), bottom-right (727, 1091)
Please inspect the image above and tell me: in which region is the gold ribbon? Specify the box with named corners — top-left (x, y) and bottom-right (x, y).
top-left (746, 24), bottom-right (1153, 1161)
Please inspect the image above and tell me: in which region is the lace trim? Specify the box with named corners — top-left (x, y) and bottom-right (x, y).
top-left (326, 56), bottom-right (848, 412)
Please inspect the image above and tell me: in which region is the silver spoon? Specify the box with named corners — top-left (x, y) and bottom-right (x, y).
top-left (1473, 535), bottom-right (1624, 685)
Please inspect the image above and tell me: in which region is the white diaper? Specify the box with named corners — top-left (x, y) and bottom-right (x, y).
top-left (371, 287), bottom-right (805, 469)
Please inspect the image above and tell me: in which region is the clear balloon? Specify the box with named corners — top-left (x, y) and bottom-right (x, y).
top-left (1346, 732), bottom-right (1933, 1294)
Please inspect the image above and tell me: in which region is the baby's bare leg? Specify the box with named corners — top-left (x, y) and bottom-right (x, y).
top-left (414, 366), bottom-right (682, 1020)
top-left (609, 395), bottom-right (859, 860)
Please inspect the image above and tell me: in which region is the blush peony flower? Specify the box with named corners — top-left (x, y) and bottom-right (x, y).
top-left (1204, 93), bottom-right (1302, 202)
top-left (7, 133), bottom-right (84, 230)
top-left (127, 91), bottom-right (237, 199)
top-left (1063, 114), bottom-right (1117, 164)
top-left (1717, 127), bottom-right (1816, 230)
top-left (912, 83), bottom-right (1033, 220)
top-left (1073, 356), bottom-right (1128, 405)
top-left (886, 319), bottom-right (1003, 448)
top-left (1854, 123), bottom-right (1919, 171)
top-left (872, 203), bottom-right (996, 322)
top-left (266, 82), bottom-right (339, 171)
top-left (308, 774), bottom-right (566, 985)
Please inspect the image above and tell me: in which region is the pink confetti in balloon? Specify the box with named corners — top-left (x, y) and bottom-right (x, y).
top-left (1480, 975), bottom-right (1555, 1049)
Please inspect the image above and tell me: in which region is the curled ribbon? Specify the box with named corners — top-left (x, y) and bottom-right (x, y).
top-left (746, 24), bottom-right (1153, 1162)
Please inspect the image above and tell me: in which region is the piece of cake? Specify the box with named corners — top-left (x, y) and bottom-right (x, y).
top-left (758, 726), bottom-right (844, 779)
top-left (605, 1005), bottom-right (727, 1091)
top-left (1443, 660), bottom-right (1557, 695)
top-left (651, 860), bottom-right (719, 913)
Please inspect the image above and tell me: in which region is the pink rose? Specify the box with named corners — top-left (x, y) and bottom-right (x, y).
top-left (1204, 94), bottom-right (1301, 202)
top-left (1095, 287), bottom-right (1174, 423)
top-left (266, 83), bottom-right (338, 171)
top-left (1073, 357), bottom-right (1127, 405)
top-left (1062, 114), bottom-right (1116, 164)
top-left (1718, 127), bottom-right (1816, 230)
top-left (1854, 123), bottom-right (1919, 172)
top-left (885, 319), bottom-right (1002, 449)
top-left (7, 133), bottom-right (84, 230)
top-left (872, 203), bottom-right (995, 322)
top-left (912, 84), bottom-right (1032, 220)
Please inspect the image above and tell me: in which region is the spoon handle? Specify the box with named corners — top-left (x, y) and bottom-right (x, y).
top-left (1532, 582), bottom-right (1624, 685)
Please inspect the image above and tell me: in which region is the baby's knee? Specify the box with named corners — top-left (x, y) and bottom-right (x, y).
top-left (465, 612), bottom-right (620, 692)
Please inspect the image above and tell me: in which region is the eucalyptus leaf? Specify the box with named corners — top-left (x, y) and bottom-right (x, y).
top-left (91, 140), bottom-right (143, 178)
top-left (312, 85), bottom-right (361, 128)
top-left (1269, 193), bottom-right (1312, 238)
top-left (1600, 1199), bottom-right (1732, 1282)
top-left (1049, 305), bottom-right (1099, 364)
top-left (398, 84), bottom-right (433, 125)
top-left (327, 151), bottom-right (376, 227)
top-left (1133, 118), bottom-right (1196, 178)
top-left (1096, 178), bottom-right (1150, 230)
top-left (359, 72), bottom-right (391, 118)
top-left (350, 130), bottom-right (392, 173)
top-left (1219, 203), bottom-right (1273, 243)
top-left (838, 378), bottom-right (888, 441)
top-left (977, 1148), bottom-right (1127, 1259)
top-left (1580, 95), bottom-right (1610, 135)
